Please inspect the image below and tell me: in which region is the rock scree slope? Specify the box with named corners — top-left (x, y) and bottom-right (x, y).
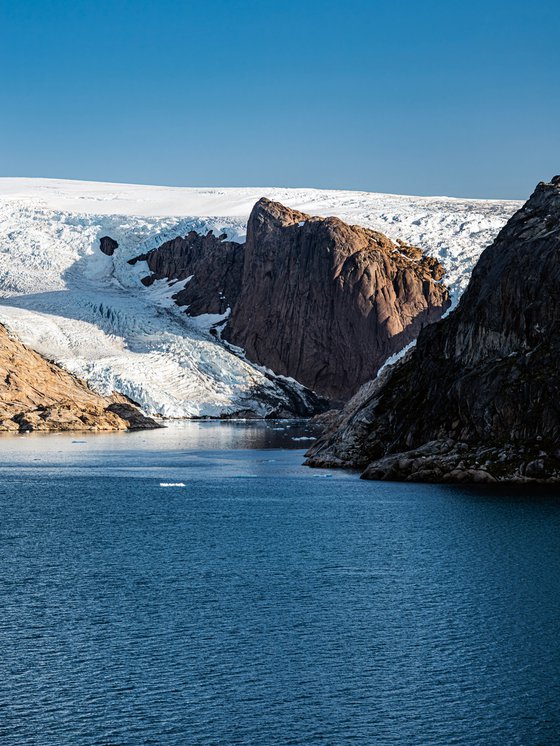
top-left (306, 176), bottom-right (560, 483)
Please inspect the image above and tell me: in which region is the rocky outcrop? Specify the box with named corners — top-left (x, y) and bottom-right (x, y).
top-left (0, 324), bottom-right (160, 432)
top-left (129, 199), bottom-right (450, 400)
top-left (129, 230), bottom-right (244, 316)
top-left (306, 176), bottom-right (560, 483)
top-left (99, 236), bottom-right (118, 256)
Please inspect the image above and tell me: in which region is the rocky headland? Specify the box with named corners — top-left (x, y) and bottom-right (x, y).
top-left (0, 323), bottom-right (159, 432)
top-left (306, 176), bottom-right (560, 483)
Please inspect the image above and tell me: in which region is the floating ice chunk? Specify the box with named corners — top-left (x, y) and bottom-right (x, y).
top-left (159, 482), bottom-right (186, 487)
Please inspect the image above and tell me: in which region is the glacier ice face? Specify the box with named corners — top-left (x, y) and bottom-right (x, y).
top-left (0, 179), bottom-right (520, 417)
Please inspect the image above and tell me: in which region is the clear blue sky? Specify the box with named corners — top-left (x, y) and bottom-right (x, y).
top-left (1, 0), bottom-right (558, 198)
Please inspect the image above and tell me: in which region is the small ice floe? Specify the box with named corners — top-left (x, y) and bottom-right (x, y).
top-left (159, 482), bottom-right (186, 487)
top-left (313, 473), bottom-right (333, 478)
top-left (291, 436), bottom-right (316, 441)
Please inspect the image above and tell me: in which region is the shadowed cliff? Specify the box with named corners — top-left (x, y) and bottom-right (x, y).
top-left (306, 176), bottom-right (560, 483)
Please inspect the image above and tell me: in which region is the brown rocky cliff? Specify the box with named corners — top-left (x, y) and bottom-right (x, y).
top-left (306, 176), bottom-right (560, 483)
top-left (222, 198), bottom-right (450, 399)
top-left (127, 198), bottom-right (450, 401)
top-left (0, 324), bottom-right (159, 432)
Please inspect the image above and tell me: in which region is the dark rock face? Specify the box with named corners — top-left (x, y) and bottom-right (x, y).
top-left (129, 230), bottom-right (244, 316)
top-left (306, 177), bottom-right (560, 483)
top-left (99, 236), bottom-right (119, 256)
top-left (128, 199), bottom-right (450, 401)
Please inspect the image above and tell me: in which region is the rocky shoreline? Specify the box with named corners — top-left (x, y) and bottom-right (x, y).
top-left (0, 323), bottom-right (160, 433)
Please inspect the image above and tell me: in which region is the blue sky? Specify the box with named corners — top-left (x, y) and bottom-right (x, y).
top-left (0, 0), bottom-right (558, 198)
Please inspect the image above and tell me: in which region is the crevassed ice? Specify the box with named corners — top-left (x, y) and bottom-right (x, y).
top-left (0, 179), bottom-right (520, 417)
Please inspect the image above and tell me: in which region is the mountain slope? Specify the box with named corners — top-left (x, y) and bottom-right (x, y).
top-left (0, 179), bottom-right (519, 417)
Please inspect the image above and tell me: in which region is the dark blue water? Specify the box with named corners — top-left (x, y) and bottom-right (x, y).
top-left (1, 422), bottom-right (560, 745)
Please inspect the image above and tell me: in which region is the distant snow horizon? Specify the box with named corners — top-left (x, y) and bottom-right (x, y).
top-left (0, 176), bottom-right (524, 211)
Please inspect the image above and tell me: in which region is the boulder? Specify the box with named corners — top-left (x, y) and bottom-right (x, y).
top-left (99, 236), bottom-right (118, 256)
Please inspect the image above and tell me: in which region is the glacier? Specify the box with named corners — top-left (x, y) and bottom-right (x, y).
top-left (0, 178), bottom-right (521, 418)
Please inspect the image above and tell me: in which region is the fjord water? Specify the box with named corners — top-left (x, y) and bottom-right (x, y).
top-left (1, 423), bottom-right (559, 745)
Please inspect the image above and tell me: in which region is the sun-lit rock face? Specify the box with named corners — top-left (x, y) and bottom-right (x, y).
top-left (223, 198), bottom-right (449, 400)
top-left (0, 323), bottom-right (159, 432)
top-left (306, 177), bottom-right (560, 483)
